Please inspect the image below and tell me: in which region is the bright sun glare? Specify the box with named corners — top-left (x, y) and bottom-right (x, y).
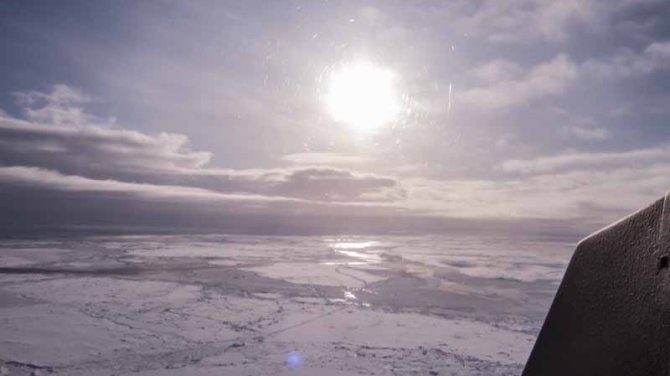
top-left (325, 61), bottom-right (400, 133)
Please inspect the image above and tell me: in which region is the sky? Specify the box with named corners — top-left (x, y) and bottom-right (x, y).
top-left (0, 0), bottom-right (669, 237)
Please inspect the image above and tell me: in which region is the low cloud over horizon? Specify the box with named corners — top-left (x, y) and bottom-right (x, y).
top-left (1, 0), bottom-right (669, 238)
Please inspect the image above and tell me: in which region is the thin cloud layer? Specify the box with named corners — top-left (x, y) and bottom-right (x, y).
top-left (584, 41), bottom-right (670, 79)
top-left (501, 145), bottom-right (670, 174)
top-left (459, 55), bottom-right (578, 110)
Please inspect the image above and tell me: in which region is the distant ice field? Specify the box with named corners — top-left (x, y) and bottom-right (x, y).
top-left (0, 234), bottom-right (573, 375)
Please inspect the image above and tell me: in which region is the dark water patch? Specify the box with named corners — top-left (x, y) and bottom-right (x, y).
top-left (0, 288), bottom-right (37, 309)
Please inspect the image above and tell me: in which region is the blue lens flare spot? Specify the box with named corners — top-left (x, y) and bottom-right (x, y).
top-left (286, 351), bottom-right (303, 370)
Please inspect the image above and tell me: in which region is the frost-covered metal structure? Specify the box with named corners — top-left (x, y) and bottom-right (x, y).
top-left (523, 193), bottom-right (670, 375)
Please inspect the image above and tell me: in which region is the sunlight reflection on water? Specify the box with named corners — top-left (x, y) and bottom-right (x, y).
top-left (329, 240), bottom-right (383, 267)
top-left (331, 241), bottom-right (380, 249)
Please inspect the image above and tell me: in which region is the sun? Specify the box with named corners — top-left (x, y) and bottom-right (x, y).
top-left (325, 61), bottom-right (400, 133)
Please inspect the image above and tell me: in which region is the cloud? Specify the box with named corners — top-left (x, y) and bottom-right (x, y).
top-left (611, 0), bottom-right (670, 41)
top-left (0, 113), bottom-right (213, 174)
top-left (0, 94), bottom-right (411, 235)
top-left (458, 0), bottom-right (602, 44)
top-left (281, 153), bottom-right (371, 166)
top-left (457, 41), bottom-right (667, 113)
top-left (569, 125), bottom-right (610, 141)
top-left (459, 55), bottom-right (577, 109)
top-left (0, 86), bottom-right (400, 205)
top-left (400, 159), bottom-right (670, 227)
top-left (267, 167), bottom-right (398, 202)
top-left (455, 0), bottom-right (666, 45)
top-left (583, 41), bottom-right (670, 79)
top-left (0, 166), bottom-right (290, 203)
top-left (556, 115), bottom-right (610, 141)
top-left (13, 84), bottom-right (97, 126)
top-left (468, 60), bottom-right (524, 85)
top-left (180, 167), bottom-right (401, 202)
top-left (1, 85), bottom-right (669, 236)
top-left (500, 144), bottom-right (670, 174)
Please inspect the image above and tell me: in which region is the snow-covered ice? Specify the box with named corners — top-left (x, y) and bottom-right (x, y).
top-left (0, 234), bottom-right (573, 375)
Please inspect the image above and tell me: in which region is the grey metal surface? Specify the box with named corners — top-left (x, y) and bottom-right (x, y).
top-left (522, 193), bottom-right (670, 375)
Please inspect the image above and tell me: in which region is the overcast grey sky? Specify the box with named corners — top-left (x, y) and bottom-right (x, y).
top-left (0, 0), bottom-right (669, 236)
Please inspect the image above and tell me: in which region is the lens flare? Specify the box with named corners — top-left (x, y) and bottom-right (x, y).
top-left (285, 351), bottom-right (303, 369)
